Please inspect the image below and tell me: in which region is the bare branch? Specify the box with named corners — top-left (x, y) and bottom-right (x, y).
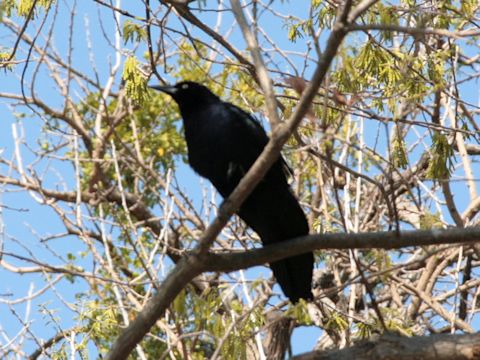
top-left (204, 227), bottom-right (480, 273)
top-left (230, 0), bottom-right (281, 126)
top-left (348, 24), bottom-right (480, 39)
top-left (292, 332), bottom-right (480, 360)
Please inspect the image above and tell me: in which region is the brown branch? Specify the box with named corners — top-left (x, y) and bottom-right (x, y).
top-left (104, 253), bottom-right (206, 360)
top-left (443, 181), bottom-right (465, 227)
top-left (292, 332), bottom-right (480, 360)
top-left (0, 174), bottom-right (160, 231)
top-left (406, 255), bottom-right (441, 320)
top-left (348, 24), bottom-right (480, 39)
top-left (395, 275), bottom-right (474, 333)
top-left (432, 89), bottom-right (464, 227)
top-left (0, 92), bottom-right (93, 151)
top-left (160, 0), bottom-right (253, 69)
top-left (230, 0), bottom-right (281, 127)
top-left (28, 327), bottom-right (82, 360)
top-left (2, 0), bottom-right (39, 65)
top-left (204, 227), bottom-right (480, 273)
top-left (2, 18), bottom-right (103, 91)
top-left (105, 224), bottom-right (480, 359)
top-left (263, 312), bottom-right (294, 360)
top-left (463, 197), bottom-right (480, 223)
top-left (459, 144), bottom-right (480, 155)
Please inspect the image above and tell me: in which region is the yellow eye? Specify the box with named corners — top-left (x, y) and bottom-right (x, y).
top-left (181, 83), bottom-right (189, 90)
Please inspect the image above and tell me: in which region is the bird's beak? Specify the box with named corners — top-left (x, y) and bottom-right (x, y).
top-left (149, 84), bottom-right (178, 96)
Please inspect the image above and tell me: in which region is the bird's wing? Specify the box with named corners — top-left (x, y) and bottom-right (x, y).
top-left (224, 102), bottom-right (269, 140)
top-left (225, 103), bottom-right (292, 181)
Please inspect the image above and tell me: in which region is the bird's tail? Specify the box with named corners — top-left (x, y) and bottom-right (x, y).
top-left (269, 253), bottom-right (314, 303)
top-left (240, 186), bottom-right (314, 303)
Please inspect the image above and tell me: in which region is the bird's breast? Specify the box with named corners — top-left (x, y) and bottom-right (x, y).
top-left (184, 120), bottom-right (234, 187)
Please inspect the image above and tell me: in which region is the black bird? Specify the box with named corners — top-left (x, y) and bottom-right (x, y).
top-left (151, 81), bottom-right (313, 303)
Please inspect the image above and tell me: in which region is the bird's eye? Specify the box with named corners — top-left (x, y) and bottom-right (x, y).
top-left (181, 83), bottom-right (189, 90)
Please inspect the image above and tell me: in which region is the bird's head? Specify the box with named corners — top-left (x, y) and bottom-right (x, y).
top-left (150, 81), bottom-right (219, 110)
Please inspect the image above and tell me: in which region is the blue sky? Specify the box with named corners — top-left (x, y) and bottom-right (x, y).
top-left (1, 0), bottom-right (479, 358)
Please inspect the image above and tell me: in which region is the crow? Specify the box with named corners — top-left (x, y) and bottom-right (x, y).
top-left (151, 81), bottom-right (313, 303)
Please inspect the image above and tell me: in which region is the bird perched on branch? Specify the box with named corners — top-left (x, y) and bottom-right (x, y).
top-left (151, 81), bottom-right (313, 303)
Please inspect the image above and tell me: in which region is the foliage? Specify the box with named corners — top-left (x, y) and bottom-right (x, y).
top-left (14, 0), bottom-right (54, 17)
top-left (0, 0), bottom-right (16, 18)
top-left (391, 132), bottom-right (408, 169)
top-left (426, 132), bottom-right (454, 180)
top-left (123, 56), bottom-right (150, 105)
top-left (0, 51), bottom-right (14, 71)
top-left (123, 20), bottom-right (147, 44)
top-left (1, 0), bottom-right (480, 358)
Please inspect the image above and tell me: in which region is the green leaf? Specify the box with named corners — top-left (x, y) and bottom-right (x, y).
top-left (392, 134), bottom-right (408, 169)
top-left (122, 56), bottom-right (149, 105)
top-left (123, 20), bottom-right (147, 44)
top-left (426, 133), bottom-right (454, 180)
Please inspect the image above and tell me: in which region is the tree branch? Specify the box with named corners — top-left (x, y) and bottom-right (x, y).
top-left (104, 254), bottom-right (206, 360)
top-left (160, 0), bottom-right (253, 69)
top-left (204, 227), bottom-right (480, 273)
top-left (348, 24), bottom-right (480, 39)
top-left (230, 0), bottom-right (281, 126)
top-left (292, 332), bottom-right (480, 360)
